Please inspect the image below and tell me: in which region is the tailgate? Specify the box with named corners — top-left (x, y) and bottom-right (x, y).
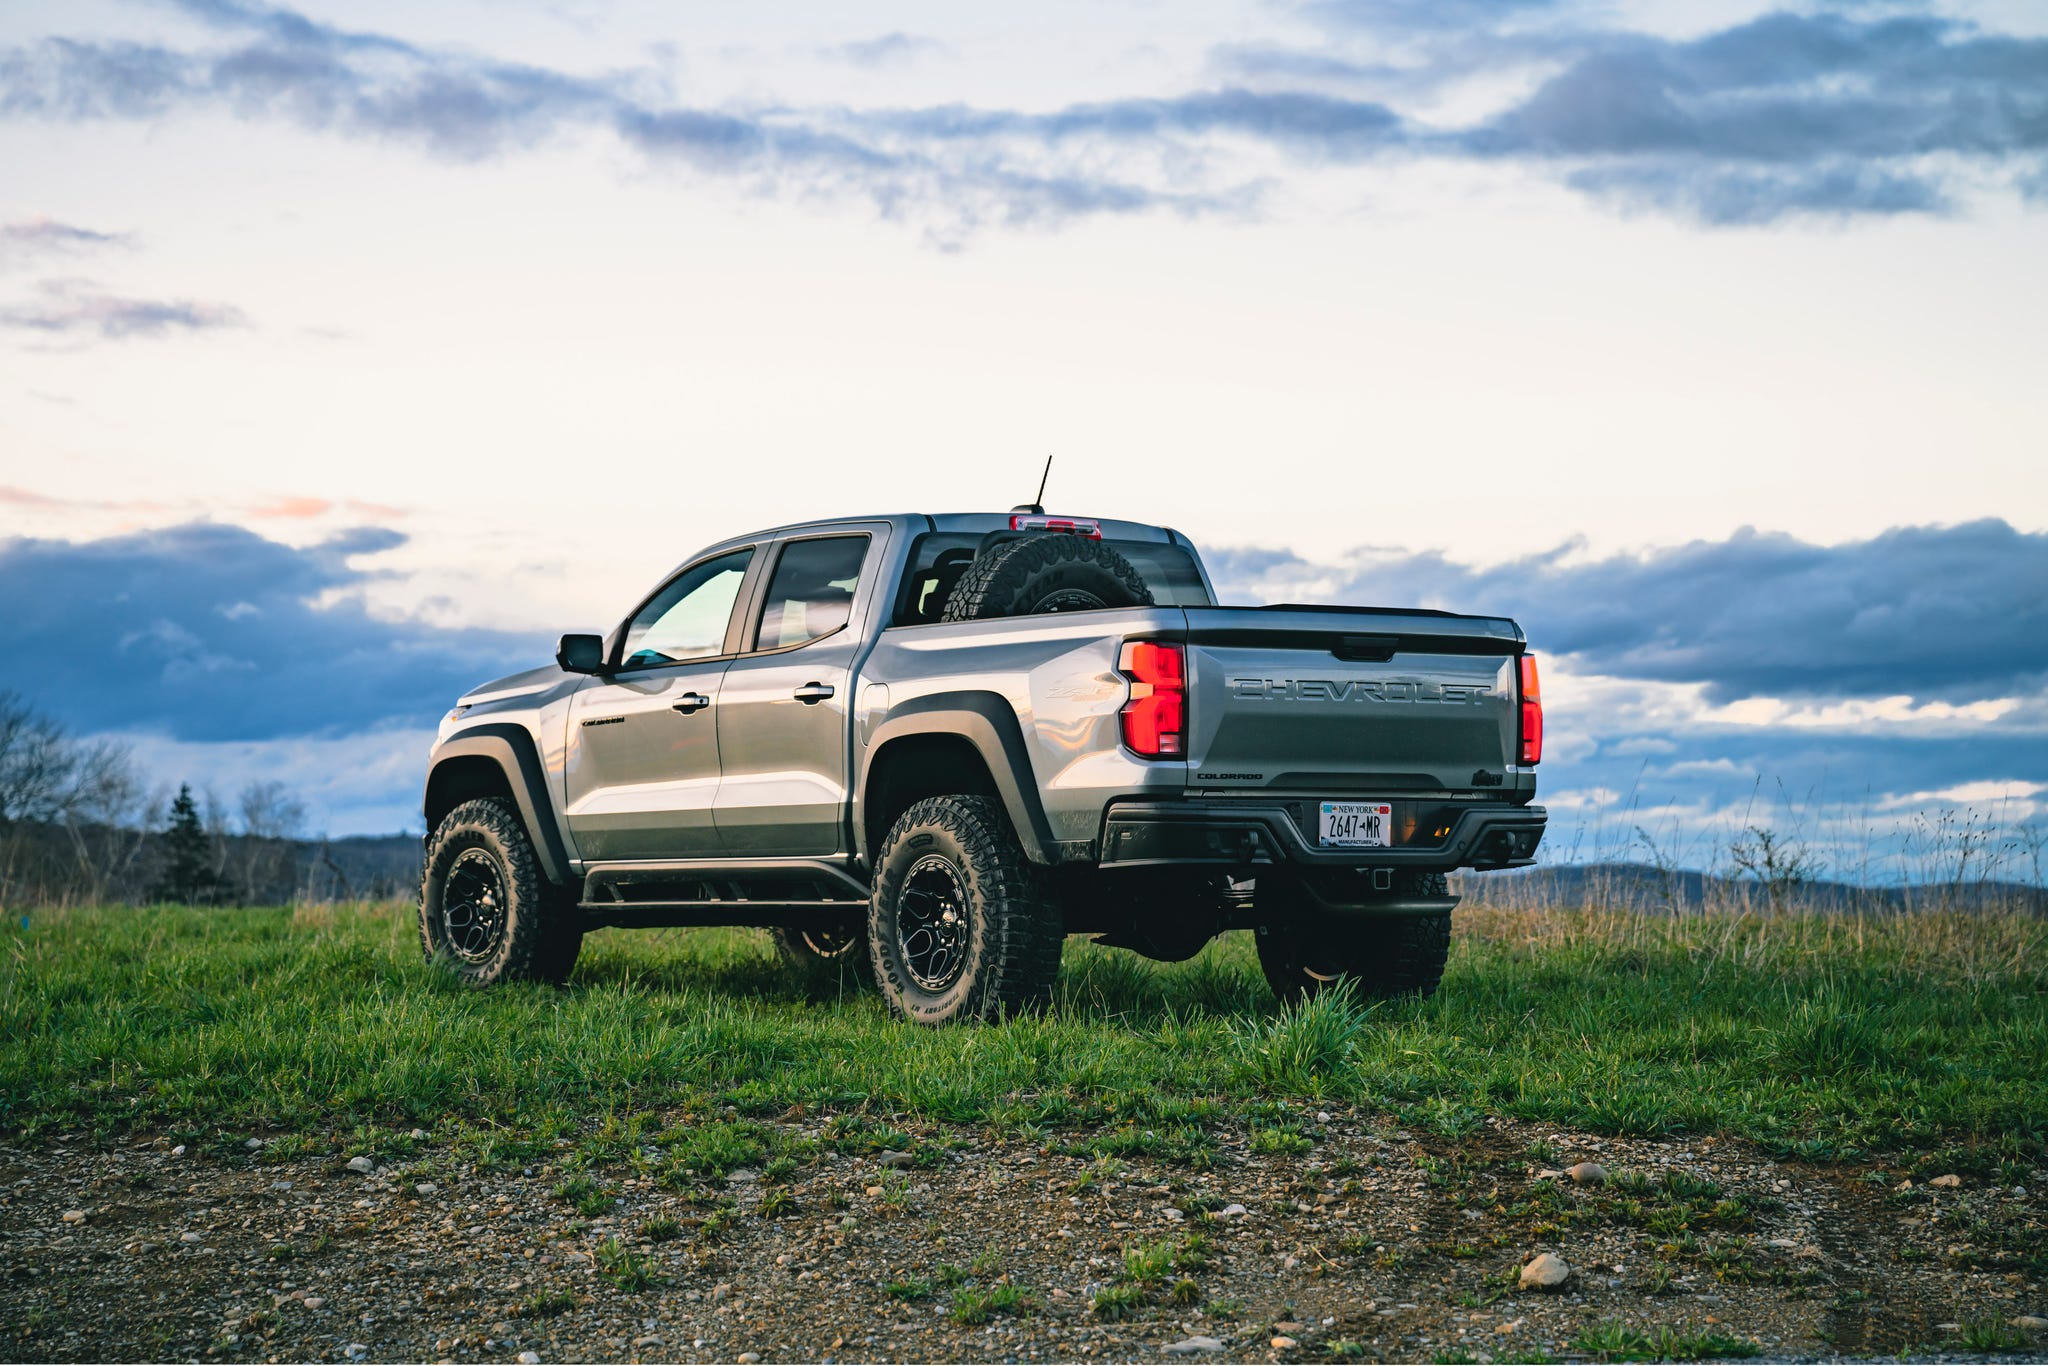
top-left (1180, 606), bottom-right (1522, 794)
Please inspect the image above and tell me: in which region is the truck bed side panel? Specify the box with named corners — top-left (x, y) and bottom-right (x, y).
top-left (860, 608), bottom-right (1189, 851)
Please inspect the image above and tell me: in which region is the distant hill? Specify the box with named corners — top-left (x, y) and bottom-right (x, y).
top-left (197, 845), bottom-right (2048, 911)
top-left (1454, 861), bottom-right (2043, 914)
top-left (300, 833), bottom-right (422, 901)
top-left (6, 820), bottom-right (2039, 912)
top-left (328, 848), bottom-right (2043, 913)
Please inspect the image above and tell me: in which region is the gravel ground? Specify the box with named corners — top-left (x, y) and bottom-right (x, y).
top-left (5, 1112), bottom-right (2045, 1364)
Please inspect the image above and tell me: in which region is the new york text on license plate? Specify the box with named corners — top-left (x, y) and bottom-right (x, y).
top-left (1318, 801), bottom-right (1392, 848)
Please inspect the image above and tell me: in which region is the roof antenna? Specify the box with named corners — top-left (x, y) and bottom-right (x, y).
top-left (1012, 454), bottom-right (1052, 515)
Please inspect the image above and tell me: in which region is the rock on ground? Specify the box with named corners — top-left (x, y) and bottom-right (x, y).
top-left (1520, 1251), bottom-right (1572, 1290)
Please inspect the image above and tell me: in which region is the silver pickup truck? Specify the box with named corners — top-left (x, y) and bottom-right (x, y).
top-left (419, 511), bottom-right (1546, 1023)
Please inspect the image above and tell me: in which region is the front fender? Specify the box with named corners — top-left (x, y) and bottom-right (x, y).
top-left (426, 723), bottom-right (572, 886)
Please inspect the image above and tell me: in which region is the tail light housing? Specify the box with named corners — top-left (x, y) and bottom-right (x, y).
top-left (1119, 641), bottom-right (1185, 757)
top-left (1518, 653), bottom-right (1543, 765)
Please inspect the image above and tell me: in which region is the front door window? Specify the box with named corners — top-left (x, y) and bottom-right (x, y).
top-left (620, 548), bottom-right (752, 668)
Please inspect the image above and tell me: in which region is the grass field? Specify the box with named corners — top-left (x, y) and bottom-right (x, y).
top-left (3, 901), bottom-right (2043, 1173)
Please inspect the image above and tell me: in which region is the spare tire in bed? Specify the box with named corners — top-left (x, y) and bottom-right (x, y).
top-left (939, 534), bottom-right (1155, 622)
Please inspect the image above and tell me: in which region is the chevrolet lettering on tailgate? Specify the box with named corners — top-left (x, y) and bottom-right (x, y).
top-left (1229, 678), bottom-right (1495, 704)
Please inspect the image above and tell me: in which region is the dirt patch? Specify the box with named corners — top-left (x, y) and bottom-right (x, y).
top-left (4, 1113), bottom-right (2043, 1363)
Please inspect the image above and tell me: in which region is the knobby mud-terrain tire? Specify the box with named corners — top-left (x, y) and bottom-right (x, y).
top-left (420, 797), bottom-right (582, 986)
top-left (939, 534), bottom-right (1153, 622)
top-left (867, 795), bottom-right (1063, 1024)
top-left (772, 921), bottom-right (877, 994)
top-left (1256, 872), bottom-right (1453, 1006)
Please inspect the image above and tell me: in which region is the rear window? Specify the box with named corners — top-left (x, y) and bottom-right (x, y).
top-left (893, 532), bottom-right (1212, 625)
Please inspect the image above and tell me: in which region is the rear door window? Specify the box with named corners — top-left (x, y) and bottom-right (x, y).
top-left (752, 535), bottom-right (869, 651)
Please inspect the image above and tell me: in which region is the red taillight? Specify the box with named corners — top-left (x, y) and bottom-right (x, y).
top-left (1119, 641), bottom-right (1185, 757)
top-left (1010, 513), bottom-right (1102, 538)
top-left (1518, 654), bottom-right (1543, 766)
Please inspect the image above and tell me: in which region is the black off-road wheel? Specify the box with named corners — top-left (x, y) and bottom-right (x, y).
top-left (1255, 873), bottom-right (1453, 1006)
top-left (940, 534), bottom-right (1153, 622)
top-left (419, 798), bottom-right (582, 986)
top-left (867, 795), bottom-right (1063, 1024)
top-left (772, 921), bottom-right (876, 993)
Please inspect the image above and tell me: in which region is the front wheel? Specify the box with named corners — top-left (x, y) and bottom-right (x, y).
top-left (1256, 873), bottom-right (1452, 1006)
top-left (419, 798), bottom-right (582, 986)
top-left (867, 795), bottom-right (1063, 1024)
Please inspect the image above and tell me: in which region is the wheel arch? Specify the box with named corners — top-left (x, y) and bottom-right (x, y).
top-left (856, 693), bottom-right (1056, 868)
top-left (425, 724), bottom-right (571, 886)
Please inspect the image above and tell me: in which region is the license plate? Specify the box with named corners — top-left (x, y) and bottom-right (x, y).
top-left (1318, 801), bottom-right (1392, 848)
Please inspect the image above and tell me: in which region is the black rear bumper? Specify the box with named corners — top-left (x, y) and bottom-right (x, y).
top-left (1097, 799), bottom-right (1546, 871)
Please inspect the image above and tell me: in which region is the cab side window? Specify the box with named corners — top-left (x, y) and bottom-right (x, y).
top-left (754, 536), bottom-right (868, 651)
top-left (619, 548), bottom-right (753, 668)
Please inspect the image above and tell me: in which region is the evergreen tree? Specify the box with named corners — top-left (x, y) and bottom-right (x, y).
top-left (150, 784), bottom-right (233, 905)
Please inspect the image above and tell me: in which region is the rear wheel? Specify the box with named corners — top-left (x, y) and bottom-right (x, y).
top-left (1256, 872), bottom-right (1452, 1006)
top-left (419, 798), bottom-right (582, 986)
top-left (867, 795), bottom-right (1063, 1024)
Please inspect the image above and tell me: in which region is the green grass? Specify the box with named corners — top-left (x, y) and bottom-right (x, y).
top-left (1573, 1319), bottom-right (1762, 1361)
top-left (2, 902), bottom-right (2044, 1164)
top-left (1955, 1313), bottom-right (2026, 1353)
top-left (595, 1236), bottom-right (659, 1291)
top-left (517, 1289), bottom-right (578, 1319)
top-left (949, 1282), bottom-right (1036, 1325)
top-left (1090, 1283), bottom-right (1147, 1320)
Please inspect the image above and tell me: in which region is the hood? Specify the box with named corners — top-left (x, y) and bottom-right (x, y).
top-left (458, 663), bottom-right (565, 707)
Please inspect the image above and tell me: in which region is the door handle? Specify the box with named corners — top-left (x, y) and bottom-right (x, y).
top-left (793, 682), bottom-right (836, 704)
top-left (671, 692), bottom-right (711, 714)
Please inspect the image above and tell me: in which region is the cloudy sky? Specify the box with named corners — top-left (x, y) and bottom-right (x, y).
top-left (1, 0), bottom-right (2043, 873)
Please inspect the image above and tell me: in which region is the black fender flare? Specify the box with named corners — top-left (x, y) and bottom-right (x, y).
top-left (425, 723), bottom-right (572, 886)
top-left (855, 692), bottom-right (1057, 867)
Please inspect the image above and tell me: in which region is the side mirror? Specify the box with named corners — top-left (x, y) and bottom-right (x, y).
top-left (556, 633), bottom-right (608, 676)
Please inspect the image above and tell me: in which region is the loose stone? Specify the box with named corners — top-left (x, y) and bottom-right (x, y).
top-left (1166, 1336), bottom-right (1225, 1354)
top-left (1520, 1252), bottom-right (1571, 1290)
